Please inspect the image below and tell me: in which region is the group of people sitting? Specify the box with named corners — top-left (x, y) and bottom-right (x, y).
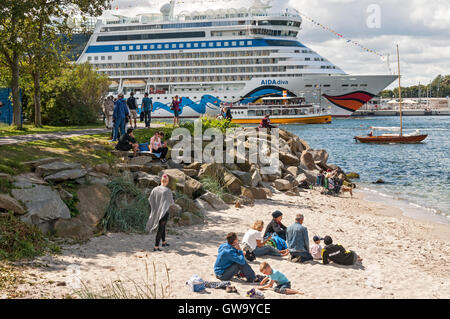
top-left (214, 210), bottom-right (362, 295)
top-left (316, 168), bottom-right (346, 195)
top-left (115, 129), bottom-right (169, 162)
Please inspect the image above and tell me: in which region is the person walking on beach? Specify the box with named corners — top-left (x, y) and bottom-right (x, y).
top-left (142, 92), bottom-right (153, 128)
top-left (112, 93), bottom-right (129, 142)
top-left (286, 214), bottom-right (313, 263)
top-left (214, 232), bottom-right (258, 283)
top-left (146, 174), bottom-right (174, 252)
top-left (127, 91), bottom-right (138, 128)
top-left (242, 220), bottom-right (289, 258)
top-left (264, 211), bottom-right (287, 240)
top-left (321, 236), bottom-right (363, 265)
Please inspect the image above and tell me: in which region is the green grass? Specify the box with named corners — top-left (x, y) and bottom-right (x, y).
top-left (0, 213), bottom-right (60, 261)
top-left (0, 133), bottom-right (116, 175)
top-left (0, 123), bottom-right (104, 138)
top-left (200, 175), bottom-right (227, 199)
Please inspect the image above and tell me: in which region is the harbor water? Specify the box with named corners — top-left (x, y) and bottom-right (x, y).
top-left (279, 116), bottom-right (450, 224)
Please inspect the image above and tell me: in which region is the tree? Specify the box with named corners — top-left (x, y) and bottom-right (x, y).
top-left (0, 0), bottom-right (111, 128)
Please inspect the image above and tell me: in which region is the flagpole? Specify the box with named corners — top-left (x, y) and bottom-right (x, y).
top-left (397, 44), bottom-right (403, 136)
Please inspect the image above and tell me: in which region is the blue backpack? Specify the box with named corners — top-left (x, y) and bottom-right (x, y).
top-left (271, 233), bottom-right (288, 250)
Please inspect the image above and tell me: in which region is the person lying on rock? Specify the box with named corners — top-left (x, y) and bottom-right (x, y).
top-left (214, 232), bottom-right (261, 283)
top-left (321, 235), bottom-right (363, 266)
top-left (242, 220), bottom-right (289, 258)
top-left (264, 210), bottom-right (287, 241)
top-left (115, 128), bottom-right (139, 157)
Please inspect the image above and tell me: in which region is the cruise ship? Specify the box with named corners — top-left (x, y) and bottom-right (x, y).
top-left (77, 0), bottom-right (398, 118)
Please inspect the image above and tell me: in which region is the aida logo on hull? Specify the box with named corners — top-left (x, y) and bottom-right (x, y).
top-left (260, 80), bottom-right (288, 85)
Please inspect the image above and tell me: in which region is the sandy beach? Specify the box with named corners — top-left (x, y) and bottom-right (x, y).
top-left (7, 187), bottom-right (449, 299)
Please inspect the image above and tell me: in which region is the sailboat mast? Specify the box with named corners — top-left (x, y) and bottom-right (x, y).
top-left (397, 44), bottom-right (403, 136)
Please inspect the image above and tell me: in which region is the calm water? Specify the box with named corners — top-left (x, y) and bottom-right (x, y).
top-left (279, 116), bottom-right (450, 221)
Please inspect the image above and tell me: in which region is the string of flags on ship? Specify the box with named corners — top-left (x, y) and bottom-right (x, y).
top-left (298, 12), bottom-right (389, 62)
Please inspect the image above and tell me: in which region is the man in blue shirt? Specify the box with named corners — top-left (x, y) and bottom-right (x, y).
top-left (112, 93), bottom-right (129, 142)
top-left (214, 232), bottom-right (257, 282)
top-left (286, 214), bottom-right (313, 263)
top-left (141, 92), bottom-right (153, 128)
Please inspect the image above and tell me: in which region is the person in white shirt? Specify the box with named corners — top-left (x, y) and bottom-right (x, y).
top-left (242, 220), bottom-right (289, 257)
top-left (310, 235), bottom-right (323, 260)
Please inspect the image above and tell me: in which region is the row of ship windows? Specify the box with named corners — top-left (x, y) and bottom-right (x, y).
top-left (92, 58), bottom-right (279, 69)
top-left (101, 66), bottom-right (287, 76)
top-left (101, 20), bottom-right (301, 32)
top-left (304, 84), bottom-right (368, 88)
top-left (110, 40), bottom-right (255, 51)
top-left (127, 50), bottom-right (273, 60)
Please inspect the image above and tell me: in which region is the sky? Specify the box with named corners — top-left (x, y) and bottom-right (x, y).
top-left (104, 0), bottom-right (449, 88)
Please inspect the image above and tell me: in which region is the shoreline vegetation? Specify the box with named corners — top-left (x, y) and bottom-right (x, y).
top-left (0, 121), bottom-right (448, 299)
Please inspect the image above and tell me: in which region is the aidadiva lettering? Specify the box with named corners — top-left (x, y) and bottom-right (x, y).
top-left (260, 79), bottom-right (289, 85)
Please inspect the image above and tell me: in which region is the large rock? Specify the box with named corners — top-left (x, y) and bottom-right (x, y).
top-left (222, 193), bottom-right (241, 205)
top-left (54, 184), bottom-right (111, 240)
top-left (36, 162), bottom-right (82, 177)
top-left (167, 204), bottom-right (183, 219)
top-left (135, 172), bottom-right (160, 188)
top-left (185, 162), bottom-right (202, 170)
top-left (198, 163), bottom-right (242, 194)
top-left (301, 151), bottom-right (319, 171)
top-left (194, 198), bottom-right (214, 212)
top-left (241, 186), bottom-right (267, 200)
top-left (23, 157), bottom-right (60, 170)
top-left (279, 152), bottom-right (301, 167)
top-left (0, 173), bottom-right (13, 182)
top-left (115, 163), bottom-right (144, 172)
top-left (199, 192), bottom-right (229, 210)
top-left (286, 166), bottom-right (298, 177)
top-left (309, 150), bottom-right (329, 166)
top-left (12, 185), bottom-right (71, 230)
top-left (223, 171), bottom-right (243, 194)
top-left (231, 170), bottom-right (252, 186)
top-left (142, 162), bottom-right (165, 175)
top-left (185, 177), bottom-right (204, 198)
top-left (162, 169), bottom-right (203, 198)
top-left (273, 179), bottom-right (292, 191)
top-left (251, 170), bottom-right (262, 187)
top-left (297, 168), bottom-right (320, 185)
top-left (13, 173), bottom-right (48, 189)
top-left (0, 194), bottom-right (26, 215)
top-left (94, 163), bottom-right (112, 175)
top-left (175, 197), bottom-right (201, 214)
top-left (181, 169), bottom-right (198, 178)
top-left (129, 156), bottom-right (154, 166)
top-left (44, 169), bottom-right (88, 183)
top-left (177, 212), bottom-right (204, 226)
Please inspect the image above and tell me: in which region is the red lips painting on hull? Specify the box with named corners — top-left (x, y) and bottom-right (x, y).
top-left (323, 91), bottom-right (375, 113)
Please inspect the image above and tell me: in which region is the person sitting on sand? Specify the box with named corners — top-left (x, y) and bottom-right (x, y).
top-left (150, 131), bottom-right (168, 163)
top-left (115, 128), bottom-right (139, 157)
top-left (258, 262), bottom-right (303, 295)
top-left (145, 174), bottom-right (174, 252)
top-left (214, 232), bottom-right (258, 283)
top-left (286, 214), bottom-right (313, 263)
top-left (264, 211), bottom-right (287, 241)
top-left (310, 236), bottom-right (323, 260)
top-left (321, 235), bottom-right (363, 265)
top-left (242, 220), bottom-right (289, 258)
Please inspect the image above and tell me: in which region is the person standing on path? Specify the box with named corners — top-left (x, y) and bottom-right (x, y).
top-left (127, 91), bottom-right (138, 129)
top-left (112, 93), bottom-right (129, 142)
top-left (172, 95), bottom-right (181, 126)
top-left (142, 92), bottom-right (153, 128)
top-left (146, 174), bottom-right (174, 252)
top-left (286, 214), bottom-right (313, 263)
top-left (103, 96), bottom-right (115, 129)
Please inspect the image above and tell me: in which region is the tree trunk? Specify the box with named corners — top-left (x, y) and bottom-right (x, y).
top-left (11, 52), bottom-right (22, 129)
top-left (33, 69), bottom-right (42, 127)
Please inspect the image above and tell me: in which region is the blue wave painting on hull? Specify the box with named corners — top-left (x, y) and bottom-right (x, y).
top-left (151, 94), bottom-right (222, 115)
top-left (240, 86), bottom-right (297, 104)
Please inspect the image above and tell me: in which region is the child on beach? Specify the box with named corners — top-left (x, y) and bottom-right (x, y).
top-left (310, 235), bottom-right (323, 260)
top-left (258, 262), bottom-right (303, 295)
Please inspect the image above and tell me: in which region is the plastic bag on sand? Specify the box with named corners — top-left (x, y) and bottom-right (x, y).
top-left (186, 275), bottom-right (206, 292)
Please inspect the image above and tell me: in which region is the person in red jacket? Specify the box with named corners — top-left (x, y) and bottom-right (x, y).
top-left (171, 95), bottom-right (181, 126)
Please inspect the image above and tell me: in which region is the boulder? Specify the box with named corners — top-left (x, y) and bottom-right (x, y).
top-left (279, 152), bottom-right (300, 167)
top-left (199, 192), bottom-right (229, 210)
top-left (55, 184), bottom-right (111, 240)
top-left (177, 212), bottom-right (204, 226)
top-left (0, 173), bottom-right (13, 183)
top-left (241, 186), bottom-right (267, 200)
top-left (142, 162), bottom-right (165, 175)
top-left (346, 172), bottom-right (360, 180)
top-left (237, 195), bottom-right (255, 206)
top-left (94, 163), bottom-right (112, 175)
top-left (223, 171), bottom-right (243, 194)
top-left (12, 185), bottom-right (71, 230)
top-left (115, 163), bottom-right (144, 172)
top-left (286, 166), bottom-right (298, 177)
top-left (374, 179), bottom-right (385, 184)
top-left (198, 163), bottom-right (223, 180)
top-left (231, 170), bottom-right (252, 186)
top-left (13, 173), bottom-right (48, 189)
top-left (162, 169), bottom-right (203, 198)
top-left (129, 156), bottom-right (154, 166)
top-left (167, 159), bottom-right (183, 169)
top-left (44, 169), bottom-right (88, 183)
top-left (309, 150), bottom-right (329, 166)
top-left (283, 174), bottom-right (299, 187)
top-left (222, 193), bottom-right (241, 205)
top-left (0, 194), bottom-right (26, 215)
top-left (251, 170), bottom-right (262, 187)
top-left (224, 163), bottom-right (240, 171)
top-left (135, 172), bottom-right (160, 188)
top-left (36, 162), bottom-right (82, 177)
top-left (185, 162), bottom-right (203, 170)
top-left (181, 169), bottom-right (198, 178)
top-left (58, 189), bottom-right (74, 202)
top-left (175, 197), bottom-right (201, 214)
top-left (273, 179), bottom-right (292, 191)
top-left (297, 168), bottom-right (320, 185)
top-left (300, 151), bottom-right (318, 171)
top-left (185, 177), bottom-right (204, 198)
top-left (194, 198), bottom-right (214, 212)
top-left (167, 204), bottom-right (183, 219)
top-left (23, 157), bottom-right (60, 170)
top-left (85, 172), bottom-right (111, 186)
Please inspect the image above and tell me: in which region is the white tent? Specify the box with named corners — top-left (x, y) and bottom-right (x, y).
top-left (387, 100), bottom-right (399, 104)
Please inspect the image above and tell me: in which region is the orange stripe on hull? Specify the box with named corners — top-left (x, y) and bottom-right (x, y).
top-left (324, 98), bottom-right (364, 111)
top-left (231, 116), bottom-right (332, 124)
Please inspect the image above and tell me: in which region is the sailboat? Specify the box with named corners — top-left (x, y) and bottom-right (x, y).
top-left (354, 45), bottom-right (428, 144)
